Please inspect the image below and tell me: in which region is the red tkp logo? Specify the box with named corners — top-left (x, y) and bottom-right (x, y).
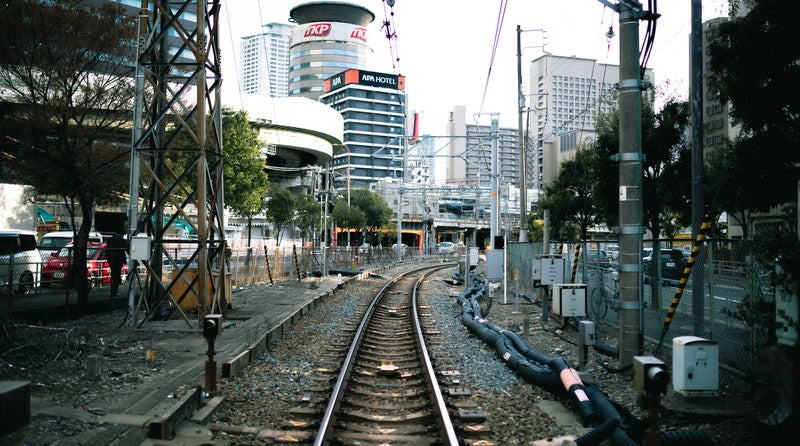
top-left (304, 23), bottom-right (331, 37)
top-left (350, 27), bottom-right (367, 41)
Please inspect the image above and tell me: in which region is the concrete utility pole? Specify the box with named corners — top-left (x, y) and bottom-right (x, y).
top-left (607, 0), bottom-right (645, 368)
top-left (516, 25), bottom-right (528, 242)
top-left (490, 115), bottom-right (499, 247)
top-left (690, 0), bottom-right (706, 337)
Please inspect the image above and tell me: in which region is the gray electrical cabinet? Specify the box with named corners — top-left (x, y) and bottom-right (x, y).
top-left (672, 336), bottom-right (719, 396)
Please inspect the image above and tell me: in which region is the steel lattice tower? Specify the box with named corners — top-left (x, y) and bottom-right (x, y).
top-left (126, 0), bottom-right (226, 327)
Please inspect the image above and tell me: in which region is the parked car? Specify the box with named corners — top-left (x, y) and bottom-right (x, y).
top-left (438, 241), bottom-right (456, 255)
top-left (605, 244), bottom-right (620, 260)
top-left (0, 229), bottom-right (42, 294)
top-left (643, 247), bottom-right (686, 283)
top-left (42, 241), bottom-right (127, 288)
top-left (584, 248), bottom-right (613, 268)
top-left (38, 230), bottom-right (105, 257)
top-left (391, 243), bottom-right (408, 254)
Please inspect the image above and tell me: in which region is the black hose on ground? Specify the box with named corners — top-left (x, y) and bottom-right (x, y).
top-left (660, 429), bottom-right (714, 446)
top-left (575, 385), bottom-right (639, 446)
top-left (593, 338), bottom-right (620, 357)
top-left (575, 417), bottom-right (620, 446)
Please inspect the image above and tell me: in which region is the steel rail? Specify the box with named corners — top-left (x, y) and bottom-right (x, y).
top-left (314, 264), bottom-right (456, 445)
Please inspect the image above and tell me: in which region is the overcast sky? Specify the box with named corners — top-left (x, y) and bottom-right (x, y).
top-left (220, 0), bottom-right (730, 136)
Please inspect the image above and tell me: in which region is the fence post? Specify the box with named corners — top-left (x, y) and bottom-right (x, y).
top-left (263, 246), bottom-right (273, 285)
top-left (293, 245), bottom-right (301, 282)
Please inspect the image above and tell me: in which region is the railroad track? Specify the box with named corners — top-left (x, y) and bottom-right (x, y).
top-left (313, 264), bottom-right (460, 445)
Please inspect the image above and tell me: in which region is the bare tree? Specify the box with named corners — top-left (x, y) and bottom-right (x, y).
top-left (0, 0), bottom-right (136, 305)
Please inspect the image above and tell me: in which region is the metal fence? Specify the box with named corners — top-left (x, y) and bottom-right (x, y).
top-left (507, 238), bottom-right (778, 375)
top-left (5, 236), bottom-right (781, 375)
top-left (2, 244), bottom-right (428, 299)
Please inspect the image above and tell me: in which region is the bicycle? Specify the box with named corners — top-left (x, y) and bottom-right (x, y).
top-left (589, 270), bottom-right (619, 320)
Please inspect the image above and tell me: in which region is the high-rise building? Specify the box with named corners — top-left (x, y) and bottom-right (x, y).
top-left (288, 2), bottom-right (375, 100)
top-left (701, 17), bottom-right (737, 161)
top-left (319, 69), bottom-right (407, 189)
top-left (240, 23), bottom-right (294, 98)
top-left (527, 54), bottom-right (653, 196)
top-left (446, 107), bottom-right (521, 190)
top-left (405, 133), bottom-right (435, 185)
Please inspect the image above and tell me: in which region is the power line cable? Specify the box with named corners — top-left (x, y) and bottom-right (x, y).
top-left (381, 0), bottom-right (401, 74)
top-left (476, 0), bottom-right (510, 119)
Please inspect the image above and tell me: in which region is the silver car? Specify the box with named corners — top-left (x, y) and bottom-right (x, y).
top-left (0, 229), bottom-right (43, 294)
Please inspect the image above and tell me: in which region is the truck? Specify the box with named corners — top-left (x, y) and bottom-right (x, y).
top-left (0, 183), bottom-right (37, 231)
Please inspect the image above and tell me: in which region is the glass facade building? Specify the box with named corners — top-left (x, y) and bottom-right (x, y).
top-left (320, 69), bottom-right (407, 188)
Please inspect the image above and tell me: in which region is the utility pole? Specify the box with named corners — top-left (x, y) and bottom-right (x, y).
top-left (516, 26), bottom-right (544, 242)
top-left (690, 0), bottom-right (706, 337)
top-left (602, 0), bottom-right (644, 368)
top-left (516, 25), bottom-right (528, 242)
top-left (490, 115), bottom-right (499, 247)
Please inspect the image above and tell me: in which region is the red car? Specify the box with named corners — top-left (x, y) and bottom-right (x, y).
top-left (42, 242), bottom-right (127, 287)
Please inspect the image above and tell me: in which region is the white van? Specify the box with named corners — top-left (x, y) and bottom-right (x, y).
top-left (0, 229), bottom-right (43, 294)
top-left (39, 231), bottom-right (104, 257)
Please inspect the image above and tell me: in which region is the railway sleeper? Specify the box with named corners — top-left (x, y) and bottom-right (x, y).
top-left (348, 385), bottom-right (427, 398)
top-left (333, 430), bottom-right (442, 444)
top-left (340, 408), bottom-right (438, 423)
top-left (447, 387), bottom-right (473, 396)
top-left (288, 406), bottom-right (321, 418)
top-left (208, 424), bottom-right (314, 442)
top-left (342, 397), bottom-right (431, 412)
top-left (350, 376), bottom-right (426, 389)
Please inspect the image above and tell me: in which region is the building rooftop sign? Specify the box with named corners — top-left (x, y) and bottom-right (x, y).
top-left (324, 69), bottom-right (405, 93)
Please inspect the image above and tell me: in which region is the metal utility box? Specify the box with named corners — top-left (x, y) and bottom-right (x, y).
top-left (533, 255), bottom-right (566, 285)
top-left (129, 234), bottom-right (151, 261)
top-left (672, 336), bottom-right (719, 396)
top-left (486, 249), bottom-right (503, 280)
top-left (551, 283), bottom-right (586, 317)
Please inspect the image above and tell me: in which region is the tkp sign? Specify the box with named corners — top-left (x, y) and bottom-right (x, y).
top-left (304, 23), bottom-right (331, 37)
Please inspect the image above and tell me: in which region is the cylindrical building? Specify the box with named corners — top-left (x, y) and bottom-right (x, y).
top-left (288, 2), bottom-right (375, 99)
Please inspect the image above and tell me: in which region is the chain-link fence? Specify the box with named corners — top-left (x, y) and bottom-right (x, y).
top-left (3, 243), bottom-right (417, 301)
top-left (507, 237), bottom-right (782, 375)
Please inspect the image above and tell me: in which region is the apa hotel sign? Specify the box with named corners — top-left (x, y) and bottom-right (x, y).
top-left (324, 69), bottom-right (406, 93)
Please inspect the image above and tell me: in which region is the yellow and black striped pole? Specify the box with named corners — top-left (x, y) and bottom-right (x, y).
top-left (264, 246), bottom-right (274, 285)
top-left (571, 242), bottom-right (582, 283)
top-left (656, 215), bottom-right (711, 352)
top-left (293, 244), bottom-right (302, 282)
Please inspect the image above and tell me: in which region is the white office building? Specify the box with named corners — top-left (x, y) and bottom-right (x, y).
top-left (240, 23), bottom-right (294, 98)
top-left (528, 54), bottom-right (653, 196)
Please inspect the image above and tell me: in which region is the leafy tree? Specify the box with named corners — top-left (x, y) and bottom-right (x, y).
top-left (221, 109), bottom-right (269, 246)
top-left (332, 199), bottom-right (366, 245)
top-left (265, 187), bottom-right (295, 246)
top-left (593, 99), bottom-right (691, 243)
top-left (294, 193), bottom-right (320, 245)
top-left (348, 188), bottom-right (392, 231)
top-left (707, 2), bottom-right (800, 406)
top-left (526, 208), bottom-right (544, 242)
top-left (539, 143), bottom-right (600, 241)
top-left (706, 0), bottom-right (800, 234)
top-left (0, 0), bottom-right (135, 305)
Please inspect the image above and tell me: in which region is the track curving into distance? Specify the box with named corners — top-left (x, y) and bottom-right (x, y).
top-left (314, 265), bottom-right (458, 445)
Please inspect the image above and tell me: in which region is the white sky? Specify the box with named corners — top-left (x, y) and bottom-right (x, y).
top-left (220, 0), bottom-right (729, 136)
